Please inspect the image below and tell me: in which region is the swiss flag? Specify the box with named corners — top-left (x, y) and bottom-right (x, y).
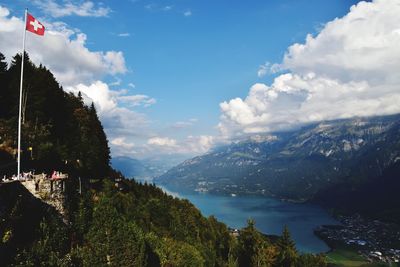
top-left (26, 13), bottom-right (45, 36)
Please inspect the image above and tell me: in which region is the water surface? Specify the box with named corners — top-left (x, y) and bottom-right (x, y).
top-left (159, 185), bottom-right (338, 253)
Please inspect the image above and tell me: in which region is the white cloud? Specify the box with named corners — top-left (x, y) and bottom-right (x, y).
top-left (110, 137), bottom-right (136, 156)
top-left (128, 83), bottom-right (136, 88)
top-left (103, 51), bottom-right (127, 75)
top-left (144, 4), bottom-right (177, 13)
top-left (148, 137), bottom-right (177, 147)
top-left (281, 2), bottom-right (400, 85)
top-left (0, 6), bottom-right (9, 17)
top-left (257, 62), bottom-right (270, 78)
top-left (118, 94), bottom-right (157, 107)
top-left (111, 137), bottom-right (135, 149)
top-left (219, 0), bottom-right (400, 138)
top-left (163, 6), bottom-right (173, 11)
top-left (183, 10), bottom-right (192, 17)
top-left (0, 7), bottom-right (126, 87)
top-left (65, 81), bottom-right (156, 113)
top-left (184, 135), bottom-right (214, 154)
top-left (32, 0), bottom-right (111, 18)
top-left (118, 33), bottom-right (130, 37)
top-left (109, 78), bottom-right (122, 86)
top-left (65, 81), bottom-right (153, 153)
top-left (146, 135), bottom-right (214, 155)
top-left (67, 81), bottom-right (117, 112)
top-left (172, 118), bottom-right (198, 129)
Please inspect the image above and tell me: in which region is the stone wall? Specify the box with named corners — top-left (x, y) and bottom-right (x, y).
top-left (20, 176), bottom-right (67, 221)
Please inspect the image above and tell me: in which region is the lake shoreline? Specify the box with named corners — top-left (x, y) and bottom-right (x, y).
top-left (156, 183), bottom-right (338, 253)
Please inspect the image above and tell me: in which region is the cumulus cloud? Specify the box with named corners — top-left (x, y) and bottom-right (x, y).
top-left (65, 81), bottom-right (156, 123)
top-left (103, 51), bottom-right (127, 75)
top-left (257, 62), bottom-right (270, 78)
top-left (67, 81), bottom-right (117, 112)
top-left (110, 137), bottom-right (136, 156)
top-left (219, 0), bottom-right (400, 138)
top-left (65, 81), bottom-right (153, 152)
top-left (32, 0), bottom-right (111, 18)
top-left (183, 10), bottom-right (192, 17)
top-left (257, 62), bottom-right (281, 78)
top-left (148, 137), bottom-right (177, 147)
top-left (184, 135), bottom-right (214, 154)
top-left (146, 135), bottom-right (214, 155)
top-left (0, 7), bottom-right (126, 87)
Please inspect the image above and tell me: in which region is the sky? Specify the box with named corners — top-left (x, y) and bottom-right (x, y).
top-left (1, 0), bottom-right (400, 161)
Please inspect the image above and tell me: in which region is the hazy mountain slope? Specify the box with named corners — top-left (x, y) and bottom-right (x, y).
top-left (111, 156), bottom-right (185, 181)
top-left (111, 156), bottom-right (152, 180)
top-left (156, 114), bottom-right (400, 201)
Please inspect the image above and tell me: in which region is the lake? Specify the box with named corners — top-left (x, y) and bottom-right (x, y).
top-left (158, 184), bottom-right (338, 253)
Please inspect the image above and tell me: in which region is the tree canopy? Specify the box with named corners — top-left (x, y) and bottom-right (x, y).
top-left (0, 52), bottom-right (110, 179)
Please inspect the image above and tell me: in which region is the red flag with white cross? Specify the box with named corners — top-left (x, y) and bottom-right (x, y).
top-left (26, 13), bottom-right (45, 36)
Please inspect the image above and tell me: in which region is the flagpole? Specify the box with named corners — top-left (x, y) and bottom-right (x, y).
top-left (17, 8), bottom-right (27, 180)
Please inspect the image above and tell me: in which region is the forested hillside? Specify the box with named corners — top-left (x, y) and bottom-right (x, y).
top-left (0, 52), bottom-right (110, 180)
top-left (0, 52), bottom-right (327, 266)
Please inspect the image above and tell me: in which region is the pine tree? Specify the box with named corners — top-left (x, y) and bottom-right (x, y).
top-left (0, 52), bottom-right (7, 72)
top-left (275, 226), bottom-right (298, 267)
top-left (0, 52), bottom-right (9, 117)
top-left (237, 219), bottom-right (270, 267)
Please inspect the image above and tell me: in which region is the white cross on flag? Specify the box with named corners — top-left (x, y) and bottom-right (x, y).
top-left (26, 13), bottom-right (45, 36)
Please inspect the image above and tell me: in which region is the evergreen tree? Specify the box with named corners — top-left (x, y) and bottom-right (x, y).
top-left (275, 226), bottom-right (298, 267)
top-left (0, 52), bottom-right (9, 129)
top-left (0, 52), bottom-right (7, 72)
top-left (14, 216), bottom-right (69, 267)
top-left (82, 195), bottom-right (146, 266)
top-left (237, 219), bottom-right (270, 267)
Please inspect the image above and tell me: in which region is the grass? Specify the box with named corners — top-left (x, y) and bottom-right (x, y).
top-left (326, 248), bottom-right (369, 267)
top-left (326, 248), bottom-right (393, 267)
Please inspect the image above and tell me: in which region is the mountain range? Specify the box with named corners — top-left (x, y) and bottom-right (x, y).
top-left (156, 114), bottom-right (400, 220)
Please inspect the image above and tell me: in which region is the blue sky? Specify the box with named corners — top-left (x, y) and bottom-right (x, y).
top-left (104, 0), bottom-right (362, 128)
top-left (2, 0), bottom-right (400, 161)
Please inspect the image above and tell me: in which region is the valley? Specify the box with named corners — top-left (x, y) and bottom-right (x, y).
top-left (156, 115), bottom-right (400, 223)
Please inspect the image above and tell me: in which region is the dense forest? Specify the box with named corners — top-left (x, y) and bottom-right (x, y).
top-left (0, 52), bottom-right (110, 180)
top-left (0, 52), bottom-right (327, 266)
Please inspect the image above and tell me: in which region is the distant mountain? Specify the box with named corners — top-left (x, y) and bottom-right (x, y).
top-left (156, 114), bottom-right (400, 203)
top-left (111, 156), bottom-right (188, 181)
top-left (111, 156), bottom-right (165, 181)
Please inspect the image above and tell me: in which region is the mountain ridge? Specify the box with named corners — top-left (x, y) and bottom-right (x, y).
top-left (156, 114), bottom-right (400, 203)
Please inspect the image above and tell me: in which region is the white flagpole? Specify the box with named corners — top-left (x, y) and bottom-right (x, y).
top-left (17, 9), bottom-right (27, 180)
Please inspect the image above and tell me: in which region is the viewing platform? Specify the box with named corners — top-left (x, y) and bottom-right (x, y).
top-left (1, 171), bottom-right (69, 221)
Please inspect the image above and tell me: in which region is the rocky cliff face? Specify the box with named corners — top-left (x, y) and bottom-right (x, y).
top-left (20, 176), bottom-right (68, 221)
